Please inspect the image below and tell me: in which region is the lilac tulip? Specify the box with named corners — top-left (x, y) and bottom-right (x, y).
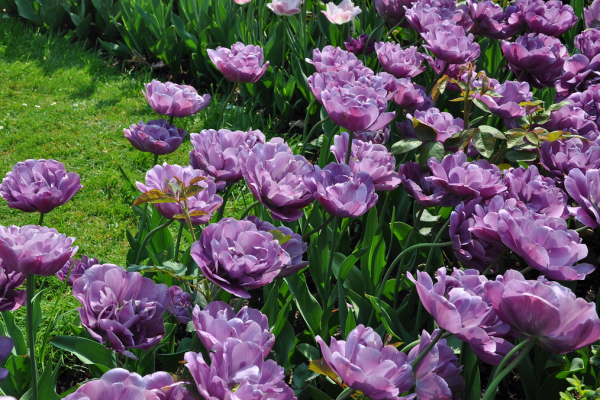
top-left (307, 46), bottom-right (363, 73)
top-left (184, 339), bottom-right (295, 400)
top-left (468, 0), bottom-right (511, 39)
top-left (242, 139), bottom-right (314, 222)
top-left (142, 80), bottom-right (210, 118)
top-left (245, 216), bottom-right (308, 277)
top-left (406, 1), bottom-right (473, 34)
top-left (56, 255), bottom-right (99, 286)
top-left (191, 302), bottom-right (274, 357)
top-left (0, 336), bottom-right (12, 382)
top-left (567, 84), bottom-right (600, 127)
top-left (190, 218), bottom-right (290, 298)
top-left (1, 159), bottom-right (82, 214)
top-left (422, 21), bottom-right (480, 64)
top-left (555, 54), bottom-right (600, 101)
top-left (374, 0), bottom-right (414, 22)
top-left (266, 0), bottom-right (301, 16)
top-left (165, 285), bottom-right (191, 324)
top-left (399, 107), bottom-right (464, 144)
top-left (207, 43), bottom-right (270, 83)
top-left (123, 119), bottom-right (187, 156)
top-left (472, 81), bottom-right (535, 119)
top-left (189, 129), bottom-right (265, 190)
top-left (0, 225), bottom-right (77, 276)
top-left (585, 0), bottom-right (600, 28)
top-left (136, 163), bottom-right (223, 225)
top-left (565, 168), bottom-right (600, 229)
top-left (501, 33), bottom-right (568, 89)
top-left (407, 330), bottom-right (463, 400)
top-left (73, 264), bottom-right (168, 358)
top-left (399, 162), bottom-right (461, 208)
top-left (539, 138), bottom-right (600, 182)
top-left (344, 34), bottom-right (375, 56)
top-left (541, 104), bottom-right (599, 142)
top-left (0, 264), bottom-right (25, 312)
top-left (485, 270), bottom-right (600, 354)
top-left (521, 0), bottom-right (577, 36)
top-left (316, 325), bottom-right (414, 399)
top-left (375, 43), bottom-right (426, 79)
top-left (392, 79), bottom-right (433, 114)
top-left (575, 29), bottom-right (600, 60)
top-left (322, 0), bottom-right (361, 24)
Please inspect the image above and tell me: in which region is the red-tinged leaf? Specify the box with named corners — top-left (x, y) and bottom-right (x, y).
top-left (172, 214), bottom-right (186, 220)
top-left (189, 176), bottom-right (207, 185)
top-left (188, 210), bottom-right (208, 217)
top-left (184, 185), bottom-right (205, 198)
top-left (431, 75), bottom-right (449, 102)
top-left (134, 190), bottom-right (178, 206)
top-left (308, 359), bottom-right (343, 386)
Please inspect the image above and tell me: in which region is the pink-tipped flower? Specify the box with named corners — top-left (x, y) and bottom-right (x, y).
top-left (142, 80), bottom-right (210, 118)
top-left (207, 42), bottom-right (270, 83)
top-left (322, 0), bottom-right (361, 24)
top-left (266, 0), bottom-right (301, 15)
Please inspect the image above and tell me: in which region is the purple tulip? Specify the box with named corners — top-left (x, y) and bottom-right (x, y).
top-left (266, 0), bottom-right (301, 16)
top-left (501, 33), bottom-right (568, 89)
top-left (406, 1), bottom-right (473, 34)
top-left (344, 34), bottom-right (376, 56)
top-left (541, 104), bottom-right (599, 142)
top-left (565, 168), bottom-right (600, 229)
top-left (307, 46), bottom-right (363, 73)
top-left (392, 79), bottom-right (434, 114)
top-left (165, 285), bottom-right (191, 324)
top-left (73, 264), bottom-right (168, 358)
top-left (0, 225), bottom-right (77, 276)
top-left (375, 43), bottom-right (426, 79)
top-left (0, 263), bottom-right (25, 312)
top-left (555, 54), bottom-right (600, 101)
top-left (207, 42), bottom-right (270, 83)
top-left (407, 330), bottom-right (463, 400)
top-left (485, 270), bottom-right (600, 354)
top-left (190, 218), bottom-right (290, 298)
top-left (136, 163), bottom-right (223, 225)
top-left (184, 338), bottom-right (296, 400)
top-left (520, 0), bottom-right (577, 36)
top-left (567, 84), bottom-right (600, 127)
top-left (585, 0), bottom-right (600, 28)
top-left (123, 119), bottom-right (187, 156)
top-left (322, 0), bottom-right (361, 24)
top-left (0, 336), bottom-right (12, 382)
top-left (354, 126), bottom-right (391, 145)
top-left (399, 162), bottom-right (461, 208)
top-left (331, 133), bottom-right (400, 191)
top-left (408, 267), bottom-right (514, 365)
top-left (191, 302), bottom-right (274, 357)
top-left (399, 107), bottom-right (464, 144)
top-left (189, 129), bottom-right (265, 190)
top-left (241, 139), bottom-right (314, 222)
top-left (1, 159), bottom-right (82, 214)
top-left (374, 0), bottom-right (415, 22)
top-left (316, 325), bottom-right (414, 400)
top-left (539, 138), bottom-right (600, 182)
top-left (245, 216), bottom-right (307, 277)
top-left (575, 29), bottom-right (600, 60)
top-left (468, 0), bottom-right (511, 39)
top-left (472, 81), bottom-right (535, 119)
top-left (422, 21), bottom-right (480, 64)
top-left (142, 80), bottom-right (210, 118)
top-left (56, 255), bottom-right (99, 286)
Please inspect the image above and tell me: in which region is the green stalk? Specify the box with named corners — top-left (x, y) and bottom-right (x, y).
top-left (300, 116), bottom-right (329, 157)
top-left (410, 329), bottom-right (445, 369)
top-left (336, 387), bottom-right (356, 400)
top-left (217, 183), bottom-right (235, 221)
top-left (174, 221), bottom-right (184, 262)
top-left (38, 212), bottom-right (44, 227)
top-left (392, 207), bottom-right (424, 309)
top-left (302, 214), bottom-right (335, 241)
top-left (424, 217), bottom-right (451, 273)
top-left (135, 219), bottom-right (174, 264)
top-left (345, 131), bottom-right (354, 164)
top-left (136, 154), bottom-right (159, 242)
top-left (26, 274), bottom-right (39, 400)
top-left (217, 83), bottom-right (237, 130)
top-left (326, 216), bottom-right (340, 297)
top-left (240, 201), bottom-right (260, 219)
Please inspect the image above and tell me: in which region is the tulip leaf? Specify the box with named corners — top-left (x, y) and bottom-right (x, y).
top-left (304, 385), bottom-right (335, 400)
top-left (366, 295), bottom-right (412, 342)
top-left (308, 358), bottom-right (342, 386)
top-left (284, 274), bottom-right (323, 338)
top-left (0, 354), bottom-right (30, 397)
top-left (1, 312), bottom-right (27, 356)
top-left (269, 229), bottom-right (292, 245)
top-left (134, 190), bottom-right (178, 206)
top-left (391, 138), bottom-right (422, 155)
top-left (50, 336), bottom-right (117, 369)
top-left (430, 75), bottom-right (449, 102)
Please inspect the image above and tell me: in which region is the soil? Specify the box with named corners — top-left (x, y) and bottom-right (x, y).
top-left (56, 355), bottom-right (93, 395)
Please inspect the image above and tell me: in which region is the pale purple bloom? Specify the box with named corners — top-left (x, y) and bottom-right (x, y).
top-left (585, 0), bottom-right (600, 28)
top-left (468, 0), bottom-right (510, 39)
top-left (189, 129), bottom-right (265, 190)
top-left (541, 104), bottom-right (599, 142)
top-left (575, 29), bottom-right (600, 60)
top-left (184, 339), bottom-right (296, 400)
top-left (555, 54), bottom-right (600, 101)
top-left (422, 21), bottom-right (480, 64)
top-left (266, 0), bottom-right (301, 16)
top-left (136, 163), bottom-right (223, 225)
top-left (1, 159), bottom-right (82, 214)
top-left (539, 138), bottom-right (600, 182)
top-left (316, 325), bottom-right (414, 400)
top-left (73, 264), bottom-right (168, 358)
top-left (501, 33), bottom-right (569, 89)
top-left (567, 84), bottom-right (600, 126)
top-left (485, 270), bottom-right (600, 354)
top-left (472, 81), bottom-right (535, 119)
top-left (56, 255), bottom-right (99, 286)
top-left (190, 218), bottom-right (290, 298)
top-left (0, 337), bottom-right (12, 382)
top-left (344, 34), bottom-right (376, 55)
top-left (0, 263), bottom-right (25, 312)
top-left (241, 139), bottom-right (314, 222)
top-left (399, 107), bottom-right (464, 144)
top-left (375, 43), bottom-right (426, 79)
top-left (207, 42), bottom-right (270, 83)
top-left (565, 168), bottom-right (600, 229)
top-left (0, 225), bottom-right (77, 276)
top-left (307, 46), bottom-right (363, 73)
top-left (303, 163), bottom-right (378, 218)
top-left (399, 162), bottom-right (461, 208)
top-left (191, 302), bottom-right (274, 357)
top-left (392, 79), bottom-right (434, 114)
top-left (406, 1), bottom-right (473, 34)
top-left (322, 0), bottom-right (361, 24)
top-left (142, 80), bottom-right (210, 118)
top-left (520, 0), bottom-right (577, 36)
top-left (166, 285), bottom-right (191, 324)
top-left (407, 330), bottom-right (463, 400)
top-left (124, 119), bottom-right (187, 156)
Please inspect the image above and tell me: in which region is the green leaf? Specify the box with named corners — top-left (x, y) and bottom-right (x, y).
top-left (472, 97), bottom-right (491, 113)
top-left (50, 336), bottom-right (117, 369)
top-left (413, 120), bottom-right (438, 141)
top-left (472, 130), bottom-right (496, 158)
top-left (270, 229), bottom-right (292, 245)
top-left (391, 138), bottom-right (422, 155)
top-left (284, 274), bottom-right (323, 338)
top-left (337, 247), bottom-right (369, 281)
top-left (1, 312), bottom-right (26, 356)
top-left (479, 125), bottom-right (506, 139)
top-left (506, 149), bottom-right (539, 162)
top-left (0, 354), bottom-right (29, 397)
top-left (305, 385), bottom-right (335, 400)
top-left (366, 295), bottom-right (412, 342)
top-left (557, 358), bottom-right (586, 379)
top-left (418, 141), bottom-right (445, 168)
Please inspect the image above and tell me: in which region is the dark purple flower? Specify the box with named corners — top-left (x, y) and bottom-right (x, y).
top-left (399, 107), bottom-right (464, 143)
top-left (539, 138), bottom-right (600, 182)
top-left (565, 168), bottom-right (600, 229)
top-left (407, 329), bottom-right (463, 400)
top-left (207, 42), bottom-right (270, 83)
top-left (374, 0), bottom-right (415, 22)
top-left (399, 162), bottom-right (461, 208)
top-left (142, 80), bottom-right (210, 118)
top-left (307, 45), bottom-right (363, 73)
top-left (73, 264), bottom-right (168, 358)
top-left (0, 263), bottom-right (25, 312)
top-left (241, 139), bottom-right (314, 222)
top-left (136, 163), bottom-right (223, 225)
top-left (56, 255), bottom-right (99, 286)
top-left (468, 0), bottom-right (510, 39)
top-left (567, 84), bottom-right (600, 126)
top-left (501, 33), bottom-right (569, 89)
top-left (575, 28), bottom-right (600, 60)
top-left (123, 119), bottom-right (187, 156)
top-left (586, 0), bottom-right (600, 28)
top-left (472, 81), bottom-right (535, 119)
top-left (521, 0), bottom-right (577, 36)
top-left (555, 54), bottom-right (600, 101)
top-left (0, 225), bottom-right (77, 276)
top-left (245, 216), bottom-right (307, 277)
top-left (375, 43), bottom-right (426, 79)
top-left (1, 159), bottom-right (82, 214)
top-left (191, 302), bottom-right (274, 357)
top-left (354, 126), bottom-right (391, 145)
top-left (392, 78), bottom-right (434, 114)
top-left (541, 104), bottom-right (599, 142)
top-left (0, 336), bottom-right (12, 382)
top-left (316, 325), bottom-right (414, 400)
top-left (190, 218), bottom-right (290, 298)
top-left (485, 270), bottom-right (600, 354)
top-left (166, 286), bottom-right (191, 324)
top-left (344, 34), bottom-right (375, 55)
top-left (189, 129), bottom-right (265, 190)
top-left (422, 21), bottom-right (480, 64)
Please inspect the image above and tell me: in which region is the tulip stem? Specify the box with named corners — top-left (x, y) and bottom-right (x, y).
top-left (135, 219), bottom-right (175, 264)
top-left (174, 221), bottom-right (184, 262)
top-left (344, 131), bottom-right (354, 164)
top-left (26, 274), bottom-right (39, 400)
top-left (217, 83), bottom-right (237, 130)
top-left (217, 183), bottom-right (236, 221)
top-left (302, 215), bottom-right (335, 240)
top-left (424, 217), bottom-right (451, 273)
top-left (391, 207), bottom-right (423, 309)
top-left (482, 339), bottom-right (537, 400)
top-left (401, 331), bottom-right (452, 353)
top-left (410, 329), bottom-right (445, 370)
top-left (38, 212), bottom-right (44, 227)
top-left (336, 387), bottom-right (356, 400)
top-left (240, 201), bottom-right (260, 219)
top-left (300, 115), bottom-right (329, 157)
